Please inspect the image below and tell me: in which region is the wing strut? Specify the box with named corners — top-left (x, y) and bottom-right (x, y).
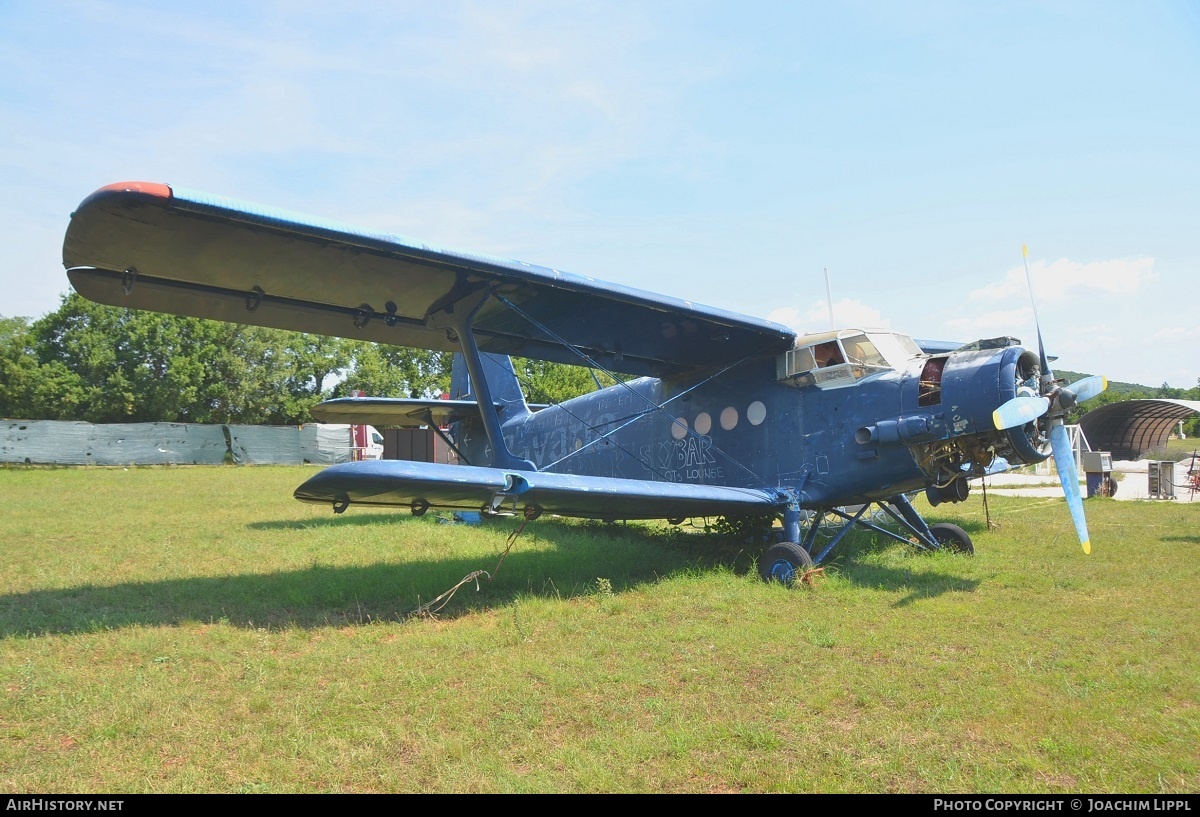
top-left (420, 410), bottom-right (473, 466)
top-left (429, 286), bottom-right (535, 471)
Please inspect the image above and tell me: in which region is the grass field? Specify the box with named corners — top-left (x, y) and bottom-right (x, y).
top-left (1, 465), bottom-right (1197, 793)
top-left (1158, 437), bottom-right (1200, 461)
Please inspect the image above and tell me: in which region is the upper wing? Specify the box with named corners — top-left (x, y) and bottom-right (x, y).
top-left (64, 182), bottom-right (795, 378)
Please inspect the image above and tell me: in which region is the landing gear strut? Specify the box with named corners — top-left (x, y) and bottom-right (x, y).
top-left (763, 493), bottom-right (973, 584)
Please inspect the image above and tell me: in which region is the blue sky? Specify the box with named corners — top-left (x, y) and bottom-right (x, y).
top-left (2, 0), bottom-right (1197, 388)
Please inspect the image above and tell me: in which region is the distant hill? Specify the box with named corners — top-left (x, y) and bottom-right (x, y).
top-left (1055, 370), bottom-right (1152, 396)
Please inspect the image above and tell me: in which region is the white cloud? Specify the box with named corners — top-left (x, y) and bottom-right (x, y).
top-left (969, 257), bottom-right (1157, 303)
top-left (767, 298), bottom-right (890, 333)
top-left (1152, 325), bottom-right (1200, 342)
top-left (764, 306), bottom-right (803, 327)
top-left (944, 306), bottom-right (1032, 336)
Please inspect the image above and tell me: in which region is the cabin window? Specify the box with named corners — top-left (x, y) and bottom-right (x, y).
top-left (776, 347), bottom-right (816, 380)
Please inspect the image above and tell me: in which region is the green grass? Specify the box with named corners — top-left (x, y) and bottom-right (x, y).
top-left (1, 465), bottom-right (1198, 793)
top-left (1151, 437), bottom-right (1200, 461)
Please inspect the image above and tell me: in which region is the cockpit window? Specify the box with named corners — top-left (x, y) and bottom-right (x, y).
top-left (777, 329), bottom-right (915, 390)
top-left (839, 333), bottom-right (887, 368)
top-left (812, 341), bottom-right (844, 367)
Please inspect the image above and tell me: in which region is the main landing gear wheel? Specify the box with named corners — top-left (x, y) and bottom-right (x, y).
top-left (759, 542), bottom-right (814, 587)
top-left (929, 522), bottom-right (974, 555)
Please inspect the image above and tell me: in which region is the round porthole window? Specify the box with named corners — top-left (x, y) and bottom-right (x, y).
top-left (747, 401), bottom-right (767, 426)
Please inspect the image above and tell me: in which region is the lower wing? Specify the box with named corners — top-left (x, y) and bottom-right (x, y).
top-left (294, 460), bottom-right (784, 520)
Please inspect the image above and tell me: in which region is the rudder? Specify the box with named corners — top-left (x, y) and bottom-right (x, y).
top-left (449, 352), bottom-right (530, 417)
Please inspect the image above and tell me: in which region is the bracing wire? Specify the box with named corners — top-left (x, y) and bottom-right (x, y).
top-left (488, 295), bottom-right (769, 485)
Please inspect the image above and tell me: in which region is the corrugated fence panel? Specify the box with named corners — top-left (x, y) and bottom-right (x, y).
top-left (1, 420), bottom-right (353, 465)
top-left (90, 423), bottom-right (228, 465)
top-left (226, 425), bottom-right (304, 465)
top-left (304, 425), bottom-right (353, 465)
top-left (3, 420), bottom-right (94, 464)
top-left (1, 420), bottom-right (229, 465)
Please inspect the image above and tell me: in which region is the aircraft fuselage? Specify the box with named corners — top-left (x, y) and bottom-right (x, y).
top-left (457, 340), bottom-right (1044, 510)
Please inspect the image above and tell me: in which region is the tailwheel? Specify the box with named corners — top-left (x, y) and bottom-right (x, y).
top-left (928, 522), bottom-right (974, 555)
top-left (759, 542), bottom-right (815, 587)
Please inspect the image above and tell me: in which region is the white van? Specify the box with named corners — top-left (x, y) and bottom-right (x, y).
top-left (361, 425), bottom-right (385, 460)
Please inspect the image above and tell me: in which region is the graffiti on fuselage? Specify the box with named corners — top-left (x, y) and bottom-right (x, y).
top-left (510, 407), bottom-right (625, 470)
top-left (493, 406), bottom-right (725, 484)
top-left (640, 434), bottom-right (722, 483)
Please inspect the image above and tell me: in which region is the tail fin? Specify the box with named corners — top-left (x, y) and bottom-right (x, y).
top-left (449, 353), bottom-right (530, 417)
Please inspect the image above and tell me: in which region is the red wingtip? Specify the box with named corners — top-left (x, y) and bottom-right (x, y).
top-left (92, 181), bottom-right (172, 199)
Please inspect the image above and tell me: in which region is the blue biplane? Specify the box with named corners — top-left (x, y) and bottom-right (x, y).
top-left (62, 182), bottom-right (1106, 584)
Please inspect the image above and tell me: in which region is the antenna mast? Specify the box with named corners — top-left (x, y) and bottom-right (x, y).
top-left (824, 267), bottom-right (836, 330)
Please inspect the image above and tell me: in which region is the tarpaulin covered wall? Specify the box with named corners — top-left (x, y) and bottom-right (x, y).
top-left (1, 420), bottom-right (354, 466)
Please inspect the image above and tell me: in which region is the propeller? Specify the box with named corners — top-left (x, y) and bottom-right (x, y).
top-left (992, 393), bottom-right (1049, 431)
top-left (993, 374), bottom-right (1107, 432)
top-left (990, 245), bottom-right (1108, 554)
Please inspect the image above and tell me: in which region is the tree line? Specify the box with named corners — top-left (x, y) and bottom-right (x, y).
top-left (1058, 369), bottom-right (1200, 435)
top-left (0, 294), bottom-right (607, 425)
top-left (2, 294), bottom-right (1195, 431)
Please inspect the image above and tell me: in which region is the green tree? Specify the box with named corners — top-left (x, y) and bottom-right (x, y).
top-left (513, 358), bottom-right (615, 405)
top-left (0, 315), bottom-right (35, 418)
top-left (1063, 383), bottom-right (1152, 425)
top-left (0, 294), bottom-right (474, 424)
top-left (199, 325), bottom-right (322, 425)
top-left (31, 295), bottom-right (258, 422)
top-left (0, 315), bottom-right (28, 345)
top-left (0, 294), bottom-right (371, 424)
top-left (335, 343), bottom-right (452, 399)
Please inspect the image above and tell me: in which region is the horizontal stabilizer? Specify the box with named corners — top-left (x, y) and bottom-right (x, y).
top-left (313, 396), bottom-right (549, 427)
top-left (294, 460), bottom-right (785, 521)
top-left (313, 397), bottom-right (494, 428)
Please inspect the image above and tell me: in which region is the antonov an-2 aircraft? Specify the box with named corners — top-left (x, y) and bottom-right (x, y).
top-left (62, 182), bottom-right (1105, 585)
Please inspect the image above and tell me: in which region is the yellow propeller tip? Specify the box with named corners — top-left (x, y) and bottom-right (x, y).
top-left (1081, 540), bottom-right (1091, 555)
top-left (1022, 244), bottom-right (1029, 257)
